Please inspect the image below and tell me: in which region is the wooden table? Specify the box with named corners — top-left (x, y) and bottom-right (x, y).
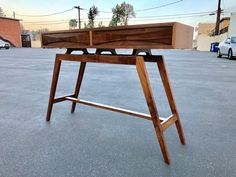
top-left (42, 22), bottom-right (193, 164)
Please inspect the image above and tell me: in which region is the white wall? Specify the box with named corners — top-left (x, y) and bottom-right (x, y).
top-left (229, 12), bottom-right (236, 36)
top-left (31, 40), bottom-right (41, 48)
top-left (197, 33), bottom-right (228, 51)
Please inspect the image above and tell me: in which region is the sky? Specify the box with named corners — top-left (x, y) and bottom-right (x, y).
top-left (1, 0), bottom-right (236, 30)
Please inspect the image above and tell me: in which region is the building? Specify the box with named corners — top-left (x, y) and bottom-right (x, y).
top-left (228, 12), bottom-right (236, 36)
top-left (196, 23), bottom-right (215, 35)
top-left (219, 17), bottom-right (230, 34)
top-left (195, 23), bottom-right (215, 51)
top-left (196, 17), bottom-right (231, 51)
top-left (0, 17), bottom-right (21, 47)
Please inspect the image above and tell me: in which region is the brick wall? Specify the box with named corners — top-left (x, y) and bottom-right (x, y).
top-left (0, 17), bottom-right (21, 47)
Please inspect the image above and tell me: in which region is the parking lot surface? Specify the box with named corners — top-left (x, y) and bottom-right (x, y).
top-left (0, 48), bottom-right (236, 177)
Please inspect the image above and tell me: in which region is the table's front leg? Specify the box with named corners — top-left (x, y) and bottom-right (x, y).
top-left (136, 56), bottom-right (171, 164)
top-left (46, 55), bottom-right (62, 121)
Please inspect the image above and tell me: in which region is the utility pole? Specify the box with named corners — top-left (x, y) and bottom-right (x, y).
top-left (215, 0), bottom-right (221, 35)
top-left (74, 6), bottom-right (83, 29)
top-left (13, 11), bottom-right (15, 19)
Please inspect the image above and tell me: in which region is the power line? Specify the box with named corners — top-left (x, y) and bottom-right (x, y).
top-left (15, 8), bottom-right (74, 17)
top-left (138, 13), bottom-right (211, 20)
top-left (25, 14), bottom-right (209, 26)
top-left (135, 0), bottom-right (184, 12)
top-left (135, 11), bottom-right (215, 19)
top-left (83, 8), bottom-right (113, 14)
top-left (24, 22), bottom-right (69, 26)
top-left (23, 19), bottom-right (71, 23)
top-left (83, 0), bottom-right (184, 14)
top-left (22, 10), bottom-right (215, 24)
top-left (22, 13), bottom-right (211, 26)
top-left (15, 0), bottom-right (185, 19)
top-left (222, 0), bottom-right (226, 10)
top-left (92, 14), bottom-right (211, 22)
top-left (87, 11), bottom-right (214, 20)
top-left (23, 21), bottom-right (69, 24)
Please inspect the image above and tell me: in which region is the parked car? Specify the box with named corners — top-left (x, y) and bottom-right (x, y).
top-left (0, 39), bottom-right (10, 49)
top-left (217, 36), bottom-right (236, 59)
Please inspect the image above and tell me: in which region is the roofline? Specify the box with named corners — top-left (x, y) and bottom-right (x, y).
top-left (198, 22), bottom-right (215, 25)
top-left (220, 17), bottom-right (230, 22)
top-left (0, 16), bottom-right (20, 21)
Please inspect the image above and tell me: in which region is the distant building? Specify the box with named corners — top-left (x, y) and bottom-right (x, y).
top-left (0, 17), bottom-right (21, 47)
top-left (196, 17), bottom-right (231, 51)
top-left (219, 17), bottom-right (230, 34)
top-left (196, 23), bottom-right (215, 35)
top-left (196, 18), bottom-right (230, 37)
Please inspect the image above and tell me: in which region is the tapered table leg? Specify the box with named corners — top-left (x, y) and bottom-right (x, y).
top-left (46, 56), bottom-right (62, 121)
top-left (136, 56), bottom-right (171, 164)
top-left (71, 62), bottom-right (86, 113)
top-left (157, 57), bottom-right (186, 145)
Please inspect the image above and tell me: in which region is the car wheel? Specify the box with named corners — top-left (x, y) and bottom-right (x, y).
top-left (228, 49), bottom-right (233, 60)
top-left (217, 49), bottom-right (222, 58)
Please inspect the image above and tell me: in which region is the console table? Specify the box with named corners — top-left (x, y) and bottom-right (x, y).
top-left (42, 22), bottom-right (193, 164)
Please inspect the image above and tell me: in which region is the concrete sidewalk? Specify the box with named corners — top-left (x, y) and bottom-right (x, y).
top-left (0, 48), bottom-right (235, 177)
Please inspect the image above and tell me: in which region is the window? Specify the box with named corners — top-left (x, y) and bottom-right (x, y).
top-left (231, 37), bottom-right (236, 43)
top-left (225, 38), bottom-right (231, 44)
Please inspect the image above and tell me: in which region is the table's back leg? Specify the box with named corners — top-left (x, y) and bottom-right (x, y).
top-left (157, 57), bottom-right (186, 145)
top-left (136, 57), bottom-right (171, 164)
top-left (71, 62), bottom-right (86, 113)
top-left (46, 55), bottom-right (62, 121)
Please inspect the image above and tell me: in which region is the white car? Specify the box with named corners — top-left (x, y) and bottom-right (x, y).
top-left (217, 36), bottom-right (236, 59)
top-left (0, 39), bottom-right (10, 49)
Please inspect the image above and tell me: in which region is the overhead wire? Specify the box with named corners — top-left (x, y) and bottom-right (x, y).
top-left (134, 11), bottom-right (215, 19)
top-left (82, 0), bottom-right (184, 14)
top-left (22, 10), bottom-right (215, 25)
top-left (135, 0), bottom-right (183, 12)
top-left (17, 0), bottom-right (184, 17)
top-left (15, 8), bottom-right (74, 17)
top-left (22, 13), bottom-right (212, 26)
top-left (23, 19), bottom-right (71, 23)
top-left (92, 13), bottom-right (212, 22)
top-left (17, 0), bottom-right (217, 28)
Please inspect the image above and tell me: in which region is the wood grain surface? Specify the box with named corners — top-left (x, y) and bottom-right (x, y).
top-left (41, 22), bottom-right (193, 49)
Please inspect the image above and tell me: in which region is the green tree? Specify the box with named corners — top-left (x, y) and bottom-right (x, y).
top-left (109, 4), bottom-right (124, 27)
top-left (0, 7), bottom-right (5, 17)
top-left (87, 5), bottom-right (99, 28)
top-left (69, 19), bottom-right (77, 29)
top-left (121, 2), bottom-right (135, 25)
top-left (109, 2), bottom-right (135, 26)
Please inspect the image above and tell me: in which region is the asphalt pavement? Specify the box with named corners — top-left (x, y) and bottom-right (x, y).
top-left (0, 48), bottom-right (235, 177)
